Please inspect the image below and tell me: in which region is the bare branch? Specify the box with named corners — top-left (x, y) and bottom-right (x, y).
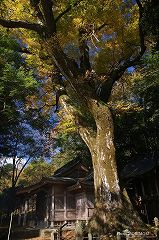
top-left (12, 156), bottom-right (16, 187)
top-left (0, 19), bottom-right (45, 35)
top-left (55, 0), bottom-right (83, 22)
top-left (14, 156), bottom-right (31, 186)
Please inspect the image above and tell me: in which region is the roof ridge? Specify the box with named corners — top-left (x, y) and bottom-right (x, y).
top-left (53, 156), bottom-right (88, 176)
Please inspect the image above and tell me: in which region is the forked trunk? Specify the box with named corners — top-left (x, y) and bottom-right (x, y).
top-left (79, 100), bottom-right (147, 239)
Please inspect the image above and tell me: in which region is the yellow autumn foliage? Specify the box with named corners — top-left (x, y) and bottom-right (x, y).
top-left (0, 0), bottom-right (143, 133)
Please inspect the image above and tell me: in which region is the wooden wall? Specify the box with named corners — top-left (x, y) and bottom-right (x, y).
top-left (13, 184), bottom-right (95, 227)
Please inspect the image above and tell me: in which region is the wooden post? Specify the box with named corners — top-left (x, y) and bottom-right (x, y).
top-left (23, 200), bottom-right (28, 226)
top-left (84, 192), bottom-right (88, 220)
top-left (7, 212), bottom-right (13, 240)
top-left (144, 203), bottom-right (150, 224)
top-left (45, 194), bottom-right (49, 227)
top-left (75, 220), bottom-right (83, 240)
top-left (18, 213), bottom-right (21, 225)
top-left (88, 232), bottom-right (92, 240)
top-left (64, 191), bottom-right (67, 220)
top-left (50, 186), bottom-right (55, 227)
top-left (154, 170), bottom-right (159, 196)
top-left (141, 180), bottom-right (145, 196)
top-left (116, 232), bottom-right (121, 240)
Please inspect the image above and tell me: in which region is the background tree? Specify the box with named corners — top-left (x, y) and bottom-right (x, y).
top-left (0, 33), bottom-right (55, 240)
top-left (0, 0), bottom-right (152, 237)
top-left (18, 158), bottom-right (55, 186)
top-left (0, 32), bottom-right (53, 188)
top-left (0, 116), bottom-right (53, 188)
top-left (0, 31), bottom-right (38, 125)
top-left (141, 0), bottom-right (159, 50)
top-left (0, 162), bottom-right (12, 192)
top-left (113, 49), bottom-right (159, 170)
top-left (51, 107), bottom-right (91, 169)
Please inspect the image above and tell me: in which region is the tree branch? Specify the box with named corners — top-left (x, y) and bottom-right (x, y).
top-left (40, 0), bottom-right (56, 35)
top-left (0, 19), bottom-right (45, 35)
top-left (18, 47), bottom-right (33, 54)
top-left (96, 0), bottom-right (146, 103)
top-left (30, 0), bottom-right (45, 23)
top-left (12, 156), bottom-right (16, 187)
top-left (79, 27), bottom-right (91, 74)
top-left (46, 36), bottom-right (80, 79)
top-left (34, 5), bottom-right (45, 24)
top-left (14, 156), bottom-right (31, 186)
top-left (136, 0), bottom-right (143, 10)
top-left (96, 22), bottom-right (108, 32)
top-left (55, 0), bottom-right (83, 22)
top-left (115, 0), bottom-right (145, 71)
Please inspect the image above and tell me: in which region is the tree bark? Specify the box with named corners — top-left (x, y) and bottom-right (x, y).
top-left (79, 100), bottom-right (147, 239)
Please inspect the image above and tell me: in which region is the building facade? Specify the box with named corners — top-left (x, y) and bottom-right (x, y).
top-left (1, 156), bottom-right (159, 239)
top-left (13, 158), bottom-right (94, 228)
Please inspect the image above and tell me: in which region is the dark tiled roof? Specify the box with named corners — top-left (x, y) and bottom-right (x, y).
top-left (16, 155), bottom-right (159, 196)
top-left (16, 157), bottom-right (90, 196)
top-left (82, 172), bottom-right (93, 182)
top-left (120, 155), bottom-right (159, 179)
top-left (16, 177), bottom-right (76, 195)
top-left (67, 180), bottom-right (94, 192)
top-left (53, 157), bottom-right (89, 177)
top-left (67, 172), bottom-right (94, 192)
top-left (46, 176), bottom-right (76, 183)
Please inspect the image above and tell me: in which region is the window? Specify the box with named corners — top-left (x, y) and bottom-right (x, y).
top-left (67, 195), bottom-right (76, 209)
top-left (55, 196), bottom-right (64, 209)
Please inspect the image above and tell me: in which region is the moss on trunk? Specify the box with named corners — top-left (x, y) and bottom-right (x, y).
top-left (79, 100), bottom-right (149, 239)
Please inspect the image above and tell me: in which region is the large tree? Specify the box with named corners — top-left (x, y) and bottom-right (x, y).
top-left (0, 0), bottom-right (151, 238)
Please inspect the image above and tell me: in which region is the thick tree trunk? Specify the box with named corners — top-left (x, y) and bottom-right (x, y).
top-left (79, 100), bottom-right (147, 239)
